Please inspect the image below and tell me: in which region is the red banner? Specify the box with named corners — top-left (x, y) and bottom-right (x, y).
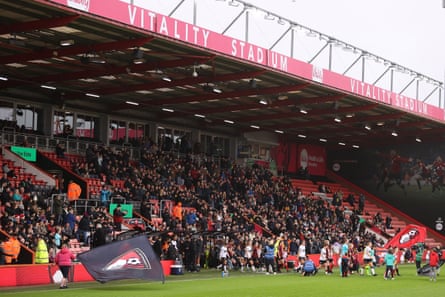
top-left (254, 223), bottom-right (263, 237)
top-left (297, 144), bottom-right (326, 176)
top-left (0, 263), bottom-right (93, 287)
top-left (287, 143), bottom-right (298, 173)
top-left (270, 141), bottom-right (289, 172)
top-left (276, 142), bottom-right (326, 175)
top-left (45, 0), bottom-right (444, 122)
top-left (384, 224), bottom-right (427, 249)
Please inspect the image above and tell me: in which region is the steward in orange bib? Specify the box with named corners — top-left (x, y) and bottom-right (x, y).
top-left (1, 238), bottom-right (12, 265)
top-left (4, 235), bottom-right (21, 264)
top-left (172, 202), bottom-right (183, 222)
top-left (67, 180), bottom-right (81, 202)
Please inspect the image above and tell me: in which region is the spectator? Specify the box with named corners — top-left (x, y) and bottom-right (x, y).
top-left (346, 193), bottom-right (355, 207)
top-left (54, 226), bottom-right (63, 250)
top-left (373, 212), bottom-right (383, 226)
top-left (385, 215), bottom-right (392, 229)
top-left (0, 139), bottom-right (402, 275)
top-left (186, 209), bottom-right (197, 227)
top-left (358, 194), bottom-right (365, 213)
top-left (0, 175), bottom-right (10, 191)
top-left (93, 223), bottom-right (106, 247)
top-left (53, 195), bottom-right (64, 226)
top-left (12, 188), bottom-right (23, 202)
top-left (113, 204), bottom-right (126, 231)
top-left (64, 208), bottom-right (76, 232)
top-left (54, 243), bottom-right (75, 289)
top-left (2, 162), bottom-right (15, 179)
top-left (297, 166), bottom-right (310, 180)
top-left (140, 200), bottom-right (152, 222)
top-left (62, 124), bottom-right (73, 137)
top-left (162, 206), bottom-right (171, 227)
top-left (99, 185), bottom-right (111, 208)
top-left (318, 184), bottom-right (327, 193)
top-left (77, 213), bottom-right (91, 245)
top-left (55, 142), bottom-right (65, 158)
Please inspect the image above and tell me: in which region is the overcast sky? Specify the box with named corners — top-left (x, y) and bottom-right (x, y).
top-left (249, 0), bottom-right (445, 82)
top-left (135, 0), bottom-right (445, 105)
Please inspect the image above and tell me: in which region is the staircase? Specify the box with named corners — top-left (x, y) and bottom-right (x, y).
top-left (323, 170), bottom-right (445, 248)
top-left (0, 155), bottom-right (48, 189)
top-left (292, 177), bottom-right (442, 246)
top-left (291, 178), bottom-right (406, 233)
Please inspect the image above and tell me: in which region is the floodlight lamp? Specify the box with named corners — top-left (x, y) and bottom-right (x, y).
top-left (192, 66), bottom-right (198, 77)
top-left (60, 39), bottom-right (74, 46)
top-left (249, 78), bottom-right (257, 88)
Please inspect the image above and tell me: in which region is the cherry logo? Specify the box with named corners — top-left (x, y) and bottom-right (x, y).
top-left (103, 248), bottom-right (151, 271)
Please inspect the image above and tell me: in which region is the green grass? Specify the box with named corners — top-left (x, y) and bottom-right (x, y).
top-left (1, 264), bottom-right (443, 297)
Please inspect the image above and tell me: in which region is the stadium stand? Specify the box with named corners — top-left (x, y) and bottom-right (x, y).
top-left (0, 1), bottom-right (444, 276)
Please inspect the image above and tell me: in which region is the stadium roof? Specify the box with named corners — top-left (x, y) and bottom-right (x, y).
top-left (1, 0), bottom-right (445, 149)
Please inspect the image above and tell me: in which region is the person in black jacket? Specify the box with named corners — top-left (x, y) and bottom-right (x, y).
top-left (93, 223), bottom-right (106, 247)
top-left (78, 213), bottom-right (91, 245)
top-left (140, 200), bottom-right (152, 221)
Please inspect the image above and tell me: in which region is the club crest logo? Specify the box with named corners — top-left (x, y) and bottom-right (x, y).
top-left (103, 248), bottom-right (151, 271)
top-left (399, 228), bottom-right (419, 244)
top-left (312, 65), bottom-right (323, 83)
top-left (67, 0), bottom-right (90, 12)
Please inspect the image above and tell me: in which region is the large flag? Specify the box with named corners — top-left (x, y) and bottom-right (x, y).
top-left (254, 223), bottom-right (263, 237)
top-left (417, 261), bottom-right (445, 277)
top-left (384, 224), bottom-right (427, 249)
top-left (78, 235), bottom-right (165, 283)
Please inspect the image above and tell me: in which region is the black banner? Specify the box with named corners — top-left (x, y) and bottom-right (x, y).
top-left (78, 235), bottom-right (165, 283)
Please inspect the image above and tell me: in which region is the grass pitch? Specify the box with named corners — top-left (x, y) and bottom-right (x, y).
top-left (0, 264), bottom-right (443, 297)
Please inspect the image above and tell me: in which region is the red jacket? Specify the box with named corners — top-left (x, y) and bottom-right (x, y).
top-left (55, 247), bottom-right (75, 266)
top-left (429, 250), bottom-right (440, 267)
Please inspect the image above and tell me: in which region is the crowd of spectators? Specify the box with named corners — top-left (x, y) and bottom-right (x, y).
top-left (0, 119), bottom-right (43, 136)
top-left (0, 137), bottom-right (385, 272)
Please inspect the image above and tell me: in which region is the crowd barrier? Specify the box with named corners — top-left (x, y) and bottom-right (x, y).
top-left (0, 260), bottom-right (174, 287)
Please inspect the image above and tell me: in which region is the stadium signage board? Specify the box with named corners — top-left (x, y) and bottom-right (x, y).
top-left (47, 0), bottom-right (444, 122)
